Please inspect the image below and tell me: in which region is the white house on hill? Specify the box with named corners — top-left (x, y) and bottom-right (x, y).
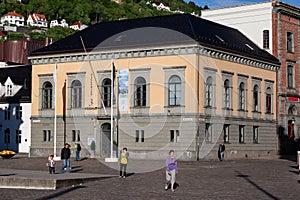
top-left (0, 12), bottom-right (24, 27)
top-left (27, 13), bottom-right (47, 28)
top-left (50, 19), bottom-right (68, 28)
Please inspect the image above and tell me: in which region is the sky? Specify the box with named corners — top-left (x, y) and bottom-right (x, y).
top-left (185, 0), bottom-right (300, 9)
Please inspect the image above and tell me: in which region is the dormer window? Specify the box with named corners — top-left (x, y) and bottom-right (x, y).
top-left (6, 84), bottom-right (12, 96)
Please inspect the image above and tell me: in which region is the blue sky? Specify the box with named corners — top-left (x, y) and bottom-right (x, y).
top-left (184, 0), bottom-right (300, 9)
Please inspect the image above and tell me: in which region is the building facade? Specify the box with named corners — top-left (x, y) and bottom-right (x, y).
top-left (202, 1), bottom-right (300, 155)
top-left (0, 12), bottom-right (24, 27)
top-left (29, 14), bottom-right (279, 160)
top-left (0, 64), bottom-right (31, 153)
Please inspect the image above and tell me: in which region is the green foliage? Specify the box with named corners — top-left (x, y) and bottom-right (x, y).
top-left (7, 33), bottom-right (24, 40)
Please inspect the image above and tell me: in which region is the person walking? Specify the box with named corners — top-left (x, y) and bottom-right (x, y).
top-left (75, 142), bottom-right (81, 161)
top-left (119, 147), bottom-right (129, 178)
top-left (47, 155), bottom-right (56, 174)
top-left (165, 150), bottom-right (178, 192)
top-left (61, 143), bottom-right (71, 173)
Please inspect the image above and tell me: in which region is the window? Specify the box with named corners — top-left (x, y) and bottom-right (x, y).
top-left (135, 77), bottom-right (146, 107)
top-left (72, 130), bottom-right (81, 142)
top-left (15, 130), bottom-right (21, 144)
top-left (239, 82), bottom-right (245, 110)
top-left (239, 125), bottom-right (245, 143)
top-left (169, 75), bottom-right (181, 106)
top-left (287, 65), bottom-right (294, 88)
top-left (224, 79), bottom-right (230, 108)
top-left (170, 130), bottom-right (180, 143)
top-left (4, 128), bottom-right (10, 144)
top-left (266, 87), bottom-right (272, 114)
top-left (287, 31), bottom-right (294, 53)
top-left (103, 78), bottom-right (111, 107)
top-left (135, 130), bottom-right (144, 143)
top-left (223, 124), bottom-right (230, 143)
top-left (205, 123), bottom-right (212, 143)
top-left (263, 30), bottom-right (269, 49)
top-left (16, 106), bottom-right (22, 120)
top-left (42, 82), bottom-right (52, 109)
top-left (253, 126), bottom-right (258, 144)
top-left (253, 85), bottom-right (259, 112)
top-left (71, 80), bottom-right (82, 108)
top-left (4, 106), bottom-right (10, 120)
top-left (205, 77), bottom-right (213, 107)
top-left (43, 130), bottom-right (51, 142)
top-left (6, 84), bottom-right (12, 96)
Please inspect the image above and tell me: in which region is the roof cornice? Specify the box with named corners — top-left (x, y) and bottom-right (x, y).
top-left (29, 45), bottom-right (280, 72)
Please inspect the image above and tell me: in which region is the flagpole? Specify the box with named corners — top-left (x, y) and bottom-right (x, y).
top-left (110, 61), bottom-right (114, 158)
top-left (54, 62), bottom-right (57, 158)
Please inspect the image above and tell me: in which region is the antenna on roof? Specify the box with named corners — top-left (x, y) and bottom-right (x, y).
top-left (79, 36), bottom-right (108, 116)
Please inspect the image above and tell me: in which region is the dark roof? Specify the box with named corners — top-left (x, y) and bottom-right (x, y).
top-left (31, 14), bottom-right (279, 64)
top-left (0, 65), bottom-right (31, 104)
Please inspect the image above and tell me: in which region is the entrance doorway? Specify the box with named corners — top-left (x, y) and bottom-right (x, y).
top-left (101, 123), bottom-right (111, 157)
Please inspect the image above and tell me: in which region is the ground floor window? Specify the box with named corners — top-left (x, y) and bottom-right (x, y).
top-left (43, 130), bottom-right (51, 142)
top-left (15, 130), bottom-right (22, 144)
top-left (239, 125), bottom-right (245, 143)
top-left (205, 124), bottom-right (212, 143)
top-left (135, 130), bottom-right (144, 143)
top-left (223, 124), bottom-right (230, 143)
top-left (72, 130), bottom-right (81, 142)
top-left (253, 126), bottom-right (259, 144)
top-left (170, 130), bottom-right (180, 143)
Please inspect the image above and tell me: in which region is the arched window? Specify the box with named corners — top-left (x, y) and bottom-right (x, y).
top-left (71, 80), bottom-right (82, 108)
top-left (42, 82), bottom-right (52, 109)
top-left (205, 77), bottom-right (213, 107)
top-left (253, 85), bottom-right (259, 112)
top-left (266, 87), bottom-right (272, 114)
top-left (102, 79), bottom-right (111, 107)
top-left (169, 75), bottom-right (181, 106)
top-left (239, 82), bottom-right (245, 110)
top-left (135, 77), bottom-right (146, 107)
top-left (224, 79), bottom-right (230, 108)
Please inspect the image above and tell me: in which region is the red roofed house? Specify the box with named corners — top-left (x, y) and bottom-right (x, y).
top-left (0, 12), bottom-right (25, 27)
top-left (69, 22), bottom-right (88, 31)
top-left (27, 13), bottom-right (48, 28)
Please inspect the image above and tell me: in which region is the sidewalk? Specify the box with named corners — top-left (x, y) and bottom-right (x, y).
top-left (0, 155), bottom-right (299, 199)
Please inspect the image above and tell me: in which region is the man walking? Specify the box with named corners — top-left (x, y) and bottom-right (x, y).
top-left (61, 143), bottom-right (71, 173)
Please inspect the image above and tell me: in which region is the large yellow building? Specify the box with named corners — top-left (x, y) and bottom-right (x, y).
top-left (29, 14), bottom-right (280, 160)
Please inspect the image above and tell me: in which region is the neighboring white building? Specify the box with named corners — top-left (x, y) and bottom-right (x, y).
top-left (50, 19), bottom-right (69, 28)
top-left (0, 12), bottom-right (25, 27)
top-left (27, 13), bottom-right (48, 28)
top-left (0, 65), bottom-right (32, 153)
top-left (201, 2), bottom-right (273, 53)
top-left (69, 22), bottom-right (88, 30)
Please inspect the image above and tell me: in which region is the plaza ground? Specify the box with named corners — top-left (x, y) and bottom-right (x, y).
top-left (0, 155), bottom-right (299, 199)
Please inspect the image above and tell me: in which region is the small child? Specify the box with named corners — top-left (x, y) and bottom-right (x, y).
top-left (47, 155), bottom-right (56, 174)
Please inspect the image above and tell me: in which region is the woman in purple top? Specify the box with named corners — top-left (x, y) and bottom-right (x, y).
top-left (165, 150), bottom-right (178, 192)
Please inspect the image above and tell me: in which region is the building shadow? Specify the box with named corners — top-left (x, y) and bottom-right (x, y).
top-left (36, 185), bottom-right (86, 200)
top-left (235, 170), bottom-right (279, 200)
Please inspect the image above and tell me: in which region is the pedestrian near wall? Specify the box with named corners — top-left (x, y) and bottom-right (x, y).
top-left (218, 143), bottom-right (226, 161)
top-left (61, 143), bottom-right (71, 173)
top-left (75, 143), bottom-right (81, 161)
top-left (119, 147), bottom-right (129, 178)
top-left (165, 150), bottom-right (178, 192)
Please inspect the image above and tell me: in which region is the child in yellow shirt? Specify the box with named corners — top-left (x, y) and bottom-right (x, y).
top-left (119, 147), bottom-right (129, 178)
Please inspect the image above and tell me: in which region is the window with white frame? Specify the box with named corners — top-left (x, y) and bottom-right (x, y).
top-left (103, 78), bottom-right (111, 107)
top-left (43, 130), bottom-right (51, 142)
top-left (135, 77), bottom-right (147, 107)
top-left (15, 130), bottom-right (21, 144)
top-left (42, 82), bottom-right (53, 109)
top-left (239, 82), bottom-right (245, 110)
top-left (205, 77), bottom-right (213, 107)
top-left (72, 130), bottom-right (80, 142)
top-left (266, 87), bottom-right (272, 114)
top-left (135, 130), bottom-right (144, 143)
top-left (170, 130), bottom-right (180, 143)
top-left (168, 75), bottom-right (181, 106)
top-left (16, 106), bottom-right (22, 120)
top-left (224, 79), bottom-right (230, 109)
top-left (71, 80), bottom-right (82, 108)
top-left (253, 85), bottom-right (259, 112)
top-left (6, 84), bottom-right (12, 96)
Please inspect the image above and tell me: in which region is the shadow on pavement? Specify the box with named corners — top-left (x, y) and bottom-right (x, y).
top-left (36, 186), bottom-right (86, 200)
top-left (235, 170), bottom-right (279, 200)
top-left (0, 174), bottom-right (15, 176)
